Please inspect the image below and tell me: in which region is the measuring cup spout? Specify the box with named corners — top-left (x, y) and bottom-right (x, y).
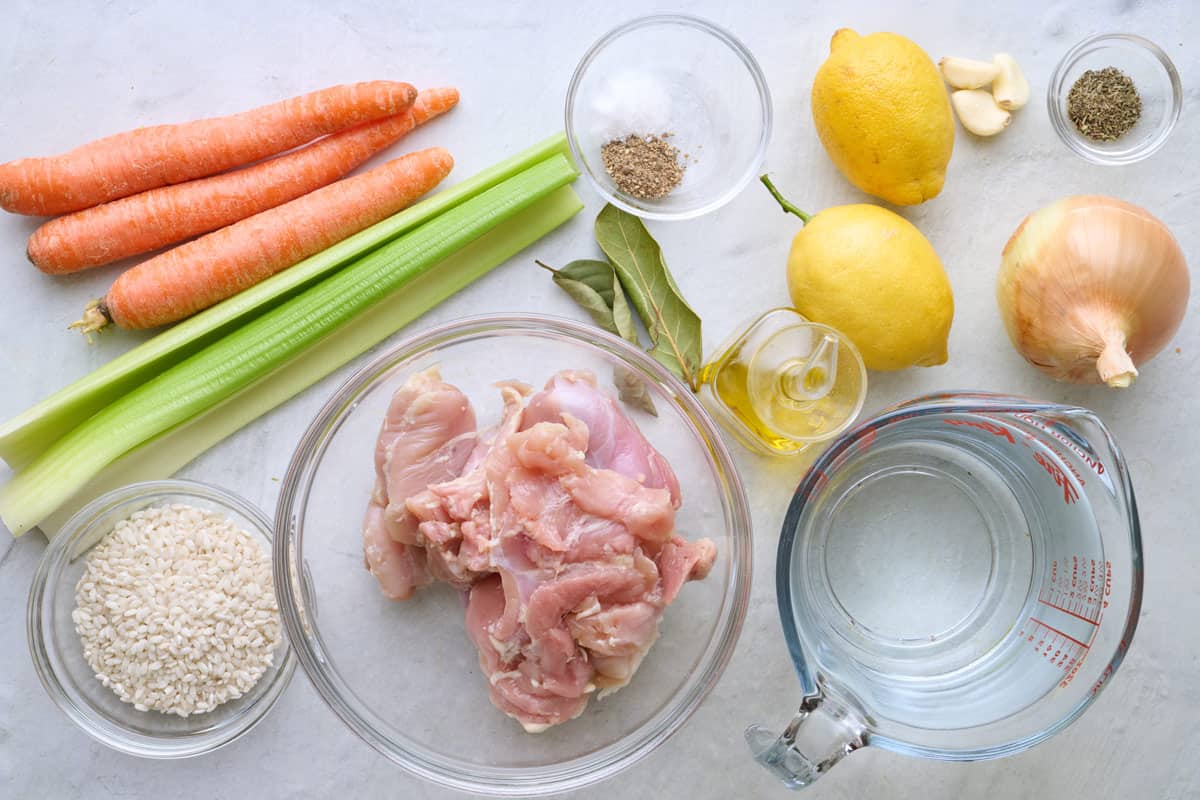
top-left (746, 693), bottom-right (866, 789)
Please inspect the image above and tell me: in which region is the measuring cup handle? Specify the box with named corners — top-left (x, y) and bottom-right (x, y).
top-left (746, 694), bottom-right (866, 789)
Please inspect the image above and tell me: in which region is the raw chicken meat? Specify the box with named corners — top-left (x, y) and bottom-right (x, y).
top-left (362, 367), bottom-right (476, 600)
top-left (523, 370), bottom-right (681, 503)
top-left (362, 368), bottom-right (717, 731)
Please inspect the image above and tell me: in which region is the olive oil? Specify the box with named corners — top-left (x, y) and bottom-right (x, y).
top-left (699, 309), bottom-right (866, 456)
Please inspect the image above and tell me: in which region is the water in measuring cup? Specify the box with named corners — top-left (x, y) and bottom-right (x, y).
top-left (788, 410), bottom-right (1108, 733)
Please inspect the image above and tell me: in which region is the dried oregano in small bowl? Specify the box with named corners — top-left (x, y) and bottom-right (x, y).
top-left (1047, 33), bottom-right (1181, 165)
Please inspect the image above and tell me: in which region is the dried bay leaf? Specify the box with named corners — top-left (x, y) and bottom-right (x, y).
top-left (537, 259), bottom-right (658, 415)
top-left (536, 259), bottom-right (635, 340)
top-left (611, 364), bottom-right (658, 416)
top-left (594, 204), bottom-right (703, 390)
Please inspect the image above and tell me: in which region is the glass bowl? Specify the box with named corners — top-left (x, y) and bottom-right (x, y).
top-left (274, 314), bottom-right (753, 796)
top-left (27, 479), bottom-right (296, 758)
top-left (565, 14), bottom-right (772, 220)
top-left (1047, 33), bottom-right (1182, 165)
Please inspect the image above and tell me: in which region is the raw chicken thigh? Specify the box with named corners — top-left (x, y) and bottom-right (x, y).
top-left (523, 370), bottom-right (681, 503)
top-left (363, 368), bottom-right (716, 732)
top-left (362, 367), bottom-right (476, 600)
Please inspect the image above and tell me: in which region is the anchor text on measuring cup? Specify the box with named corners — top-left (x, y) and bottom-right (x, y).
top-left (1015, 413), bottom-right (1107, 476)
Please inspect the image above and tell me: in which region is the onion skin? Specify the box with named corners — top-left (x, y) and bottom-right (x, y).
top-left (997, 195), bottom-right (1189, 387)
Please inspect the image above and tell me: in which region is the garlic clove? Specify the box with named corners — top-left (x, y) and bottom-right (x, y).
top-left (992, 53), bottom-right (1030, 110)
top-left (951, 89), bottom-right (1012, 136)
top-left (939, 56), bottom-right (1000, 89)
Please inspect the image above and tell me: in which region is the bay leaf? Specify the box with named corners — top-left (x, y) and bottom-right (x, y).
top-left (594, 204), bottom-right (703, 391)
top-left (536, 259), bottom-right (635, 340)
top-left (537, 258), bottom-right (658, 415)
top-left (612, 365), bottom-right (657, 415)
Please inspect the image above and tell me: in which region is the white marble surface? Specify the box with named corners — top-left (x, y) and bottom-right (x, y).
top-left (2, 1), bottom-right (1198, 798)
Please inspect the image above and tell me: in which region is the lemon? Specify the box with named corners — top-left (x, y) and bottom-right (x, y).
top-left (811, 29), bottom-right (954, 206)
top-left (786, 204), bottom-right (953, 370)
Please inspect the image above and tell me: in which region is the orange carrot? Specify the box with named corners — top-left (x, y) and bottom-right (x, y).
top-left (28, 88), bottom-right (460, 274)
top-left (72, 147), bottom-right (454, 334)
top-left (0, 81), bottom-right (418, 216)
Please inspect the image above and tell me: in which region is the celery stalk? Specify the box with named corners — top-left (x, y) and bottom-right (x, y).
top-left (34, 185), bottom-right (583, 538)
top-left (0, 133), bottom-right (574, 470)
top-left (1, 154), bottom-right (578, 536)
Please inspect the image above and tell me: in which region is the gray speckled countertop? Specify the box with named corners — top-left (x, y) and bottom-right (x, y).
top-left (2, 1), bottom-right (1198, 798)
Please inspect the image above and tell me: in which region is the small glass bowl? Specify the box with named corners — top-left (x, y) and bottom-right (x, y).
top-left (565, 14), bottom-right (772, 220)
top-left (27, 479), bottom-right (296, 758)
top-left (274, 314), bottom-right (753, 795)
top-left (1048, 33), bottom-right (1182, 165)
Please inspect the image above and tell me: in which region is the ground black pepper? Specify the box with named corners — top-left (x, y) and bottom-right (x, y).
top-left (600, 133), bottom-right (686, 200)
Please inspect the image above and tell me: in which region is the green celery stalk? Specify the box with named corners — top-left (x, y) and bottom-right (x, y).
top-left (0, 133), bottom-right (573, 470)
top-left (35, 185), bottom-right (583, 538)
top-left (1, 154), bottom-right (578, 536)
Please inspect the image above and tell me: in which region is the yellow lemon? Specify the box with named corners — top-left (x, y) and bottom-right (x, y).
top-left (811, 29), bottom-right (954, 206)
top-left (786, 204), bottom-right (954, 370)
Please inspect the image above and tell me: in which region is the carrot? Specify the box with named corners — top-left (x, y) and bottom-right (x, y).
top-left (27, 88), bottom-right (460, 275)
top-left (0, 81), bottom-right (418, 216)
top-left (71, 147), bottom-right (455, 335)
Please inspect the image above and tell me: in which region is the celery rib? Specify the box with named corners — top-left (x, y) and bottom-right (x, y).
top-left (0, 133), bottom-right (574, 470)
top-left (34, 185), bottom-right (583, 538)
top-left (0, 154), bottom-right (578, 536)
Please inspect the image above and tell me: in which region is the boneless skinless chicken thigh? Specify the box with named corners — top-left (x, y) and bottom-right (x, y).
top-left (362, 368), bottom-right (716, 732)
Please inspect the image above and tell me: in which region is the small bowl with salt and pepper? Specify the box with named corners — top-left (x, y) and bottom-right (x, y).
top-left (565, 14), bottom-right (773, 220)
top-left (1048, 33), bottom-right (1181, 165)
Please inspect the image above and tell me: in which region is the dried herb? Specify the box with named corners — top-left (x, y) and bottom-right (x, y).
top-left (1067, 67), bottom-right (1142, 142)
top-left (600, 134), bottom-right (685, 200)
top-left (538, 205), bottom-right (704, 401)
top-left (595, 204), bottom-right (703, 390)
top-left (537, 258), bottom-right (658, 415)
top-left (611, 367), bottom-right (658, 416)
top-left (537, 259), bottom-right (635, 339)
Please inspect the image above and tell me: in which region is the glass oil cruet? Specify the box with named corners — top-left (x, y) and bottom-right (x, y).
top-left (698, 308), bottom-right (867, 456)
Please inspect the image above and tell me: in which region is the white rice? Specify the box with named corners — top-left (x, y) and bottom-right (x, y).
top-left (72, 503), bottom-right (281, 717)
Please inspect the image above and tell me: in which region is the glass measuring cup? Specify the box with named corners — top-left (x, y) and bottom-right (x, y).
top-left (748, 392), bottom-right (1143, 788)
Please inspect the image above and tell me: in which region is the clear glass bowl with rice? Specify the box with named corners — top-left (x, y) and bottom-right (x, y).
top-left (27, 479), bottom-right (295, 758)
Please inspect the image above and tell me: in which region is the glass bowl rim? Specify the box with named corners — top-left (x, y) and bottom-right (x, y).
top-left (1046, 32), bottom-right (1182, 166)
top-left (26, 478), bottom-right (297, 759)
top-left (564, 13), bottom-right (774, 221)
top-left (272, 312), bottom-right (754, 796)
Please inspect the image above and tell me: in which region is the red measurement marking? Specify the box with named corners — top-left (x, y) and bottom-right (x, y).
top-left (1032, 451), bottom-right (1080, 504)
top-left (1037, 598), bottom-right (1099, 625)
top-left (944, 417), bottom-right (1015, 444)
top-left (1029, 616), bottom-right (1090, 649)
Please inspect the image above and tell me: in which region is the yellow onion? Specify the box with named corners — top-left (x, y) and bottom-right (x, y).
top-left (997, 195), bottom-right (1189, 387)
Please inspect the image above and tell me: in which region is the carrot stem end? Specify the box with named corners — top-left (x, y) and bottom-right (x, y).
top-left (69, 300), bottom-right (110, 343)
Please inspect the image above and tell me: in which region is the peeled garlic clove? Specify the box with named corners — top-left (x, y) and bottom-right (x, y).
top-left (992, 53), bottom-right (1030, 110)
top-left (951, 90), bottom-right (1012, 136)
top-left (939, 56), bottom-right (1000, 89)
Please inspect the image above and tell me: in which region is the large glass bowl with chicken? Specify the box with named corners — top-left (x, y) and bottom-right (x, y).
top-left (274, 314), bottom-right (752, 796)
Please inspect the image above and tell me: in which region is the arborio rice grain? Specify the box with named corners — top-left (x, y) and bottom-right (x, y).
top-left (72, 503), bottom-right (281, 717)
